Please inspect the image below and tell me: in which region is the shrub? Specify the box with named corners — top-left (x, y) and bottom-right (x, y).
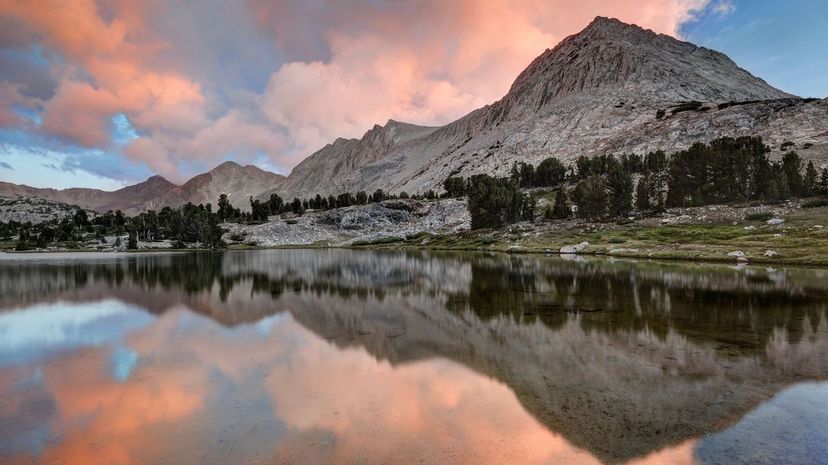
top-left (443, 176), bottom-right (466, 198)
top-left (802, 199), bottom-right (828, 208)
top-left (351, 236), bottom-right (403, 246)
top-left (745, 211), bottom-right (773, 221)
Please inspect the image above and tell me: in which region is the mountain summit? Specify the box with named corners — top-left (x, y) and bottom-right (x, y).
top-left (508, 16), bottom-right (790, 105)
top-left (268, 17), bottom-right (825, 199)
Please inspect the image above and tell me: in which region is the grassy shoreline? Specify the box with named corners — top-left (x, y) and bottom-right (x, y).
top-left (5, 205), bottom-right (828, 268)
top-left (348, 205), bottom-right (828, 268)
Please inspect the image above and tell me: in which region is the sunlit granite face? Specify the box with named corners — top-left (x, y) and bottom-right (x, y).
top-left (1, 250), bottom-right (827, 465)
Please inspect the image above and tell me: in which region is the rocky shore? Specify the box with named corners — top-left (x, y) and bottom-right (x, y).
top-left (222, 198), bottom-right (470, 247)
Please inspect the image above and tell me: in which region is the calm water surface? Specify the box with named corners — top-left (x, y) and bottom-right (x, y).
top-left (1, 250), bottom-right (827, 465)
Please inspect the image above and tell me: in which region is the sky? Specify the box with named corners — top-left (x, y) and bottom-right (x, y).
top-left (0, 0), bottom-right (825, 191)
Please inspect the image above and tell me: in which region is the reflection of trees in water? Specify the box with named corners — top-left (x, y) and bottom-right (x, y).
top-left (1, 251), bottom-right (826, 353)
top-left (445, 255), bottom-right (828, 352)
top-left (3, 250), bottom-right (828, 463)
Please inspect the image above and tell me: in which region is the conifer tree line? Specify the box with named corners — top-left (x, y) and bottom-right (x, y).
top-left (2, 136), bottom-right (827, 247)
top-left (444, 136), bottom-right (828, 229)
top-left (1, 187), bottom-right (436, 250)
top-left (237, 188), bottom-right (441, 222)
top-left (2, 202), bottom-right (225, 251)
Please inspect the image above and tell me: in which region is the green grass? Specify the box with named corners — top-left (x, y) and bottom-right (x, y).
top-left (361, 206), bottom-right (828, 267)
top-left (350, 236), bottom-right (404, 247)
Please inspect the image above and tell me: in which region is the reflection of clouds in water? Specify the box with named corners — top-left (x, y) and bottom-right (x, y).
top-left (1, 250), bottom-right (828, 465)
top-left (110, 347), bottom-right (139, 382)
top-left (254, 313), bottom-right (288, 337)
top-left (0, 382), bottom-right (56, 456)
top-left (0, 307), bottom-right (610, 465)
top-left (694, 382), bottom-right (828, 465)
top-left (0, 300), bottom-right (152, 367)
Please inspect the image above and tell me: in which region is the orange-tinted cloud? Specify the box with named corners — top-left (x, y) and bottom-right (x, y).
top-left (0, 81), bottom-right (38, 127)
top-left (0, 303), bottom-right (706, 465)
top-left (260, 0), bottom-right (715, 158)
top-left (0, 0), bottom-right (721, 181)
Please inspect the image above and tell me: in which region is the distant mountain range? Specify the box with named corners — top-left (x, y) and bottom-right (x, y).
top-left (0, 161), bottom-right (283, 214)
top-left (1, 16), bottom-right (825, 213)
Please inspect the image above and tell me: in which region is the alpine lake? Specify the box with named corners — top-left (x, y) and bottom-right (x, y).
top-left (1, 249), bottom-right (827, 465)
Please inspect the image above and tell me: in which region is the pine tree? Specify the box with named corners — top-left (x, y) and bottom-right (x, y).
top-left (217, 194), bottom-right (233, 221)
top-left (766, 166), bottom-right (791, 202)
top-left (467, 174), bottom-right (526, 229)
top-left (443, 177), bottom-right (466, 197)
top-left (635, 176), bottom-right (651, 211)
top-left (821, 168), bottom-right (828, 196)
top-left (572, 176), bottom-right (607, 218)
top-left (268, 193), bottom-right (283, 214)
top-left (781, 151), bottom-right (804, 197)
top-left (551, 186), bottom-right (570, 219)
top-left (803, 161), bottom-right (818, 196)
top-left (535, 157), bottom-right (567, 187)
top-left (606, 165), bottom-right (633, 217)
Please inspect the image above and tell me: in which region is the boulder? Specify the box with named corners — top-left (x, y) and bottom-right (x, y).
top-left (560, 242), bottom-right (590, 254)
top-left (727, 251), bottom-right (749, 262)
top-left (766, 218), bottom-right (785, 225)
top-left (764, 250), bottom-right (779, 257)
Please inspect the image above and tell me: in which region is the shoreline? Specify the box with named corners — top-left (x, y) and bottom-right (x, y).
top-left (3, 241), bottom-right (828, 270)
top-left (3, 202), bottom-right (827, 268)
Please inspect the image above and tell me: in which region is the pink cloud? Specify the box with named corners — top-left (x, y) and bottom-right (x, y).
top-left (0, 81), bottom-right (39, 127)
top-left (260, 0), bottom-right (717, 157)
top-left (40, 80), bottom-right (120, 146)
top-left (0, 0), bottom-right (721, 179)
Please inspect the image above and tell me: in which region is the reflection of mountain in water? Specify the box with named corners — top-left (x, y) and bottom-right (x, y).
top-left (1, 250), bottom-right (827, 463)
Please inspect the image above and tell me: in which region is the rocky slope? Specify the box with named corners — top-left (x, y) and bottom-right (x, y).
top-left (0, 161), bottom-right (284, 214)
top-left (222, 198), bottom-right (469, 247)
top-left (168, 161), bottom-right (285, 209)
top-left (276, 120), bottom-right (439, 196)
top-left (264, 16), bottom-right (828, 199)
top-left (0, 196), bottom-right (91, 223)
